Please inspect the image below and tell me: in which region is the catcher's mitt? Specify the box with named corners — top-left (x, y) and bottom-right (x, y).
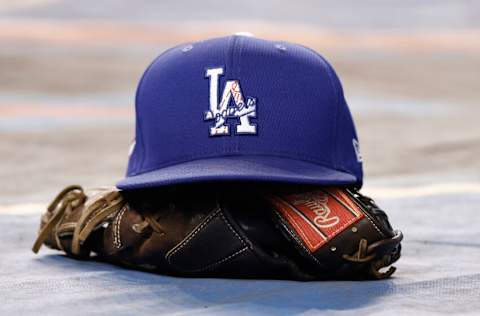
top-left (32, 185), bottom-right (402, 280)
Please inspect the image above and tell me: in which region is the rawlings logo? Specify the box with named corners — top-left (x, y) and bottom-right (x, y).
top-left (291, 192), bottom-right (340, 229)
top-left (270, 189), bottom-right (365, 252)
top-left (204, 67), bottom-right (257, 136)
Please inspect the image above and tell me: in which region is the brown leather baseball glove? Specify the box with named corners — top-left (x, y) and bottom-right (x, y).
top-left (32, 184), bottom-right (402, 280)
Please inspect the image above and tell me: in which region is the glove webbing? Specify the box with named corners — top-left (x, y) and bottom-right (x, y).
top-left (32, 186), bottom-right (125, 256)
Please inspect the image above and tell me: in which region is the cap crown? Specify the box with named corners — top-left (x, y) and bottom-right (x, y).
top-left (127, 35), bottom-right (363, 185)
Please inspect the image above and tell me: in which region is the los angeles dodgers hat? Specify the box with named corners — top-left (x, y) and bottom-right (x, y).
top-left (117, 34), bottom-right (363, 190)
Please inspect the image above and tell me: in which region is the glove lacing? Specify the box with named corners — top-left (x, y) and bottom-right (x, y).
top-left (32, 185), bottom-right (86, 253)
top-left (342, 189), bottom-right (403, 279)
top-left (32, 186), bottom-right (126, 256)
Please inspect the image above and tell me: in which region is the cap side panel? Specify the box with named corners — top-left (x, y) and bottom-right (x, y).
top-left (128, 48), bottom-right (176, 175)
top-left (316, 55), bottom-right (340, 171)
top-left (297, 45), bottom-right (340, 169)
top-left (299, 46), bottom-right (363, 186)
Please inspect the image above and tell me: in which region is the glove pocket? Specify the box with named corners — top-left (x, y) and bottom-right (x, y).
top-left (165, 207), bottom-right (268, 278)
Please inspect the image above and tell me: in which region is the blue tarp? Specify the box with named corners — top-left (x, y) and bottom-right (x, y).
top-left (1, 193), bottom-right (479, 315)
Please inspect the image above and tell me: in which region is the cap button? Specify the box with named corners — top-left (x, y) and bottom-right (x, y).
top-left (234, 32), bottom-right (254, 37)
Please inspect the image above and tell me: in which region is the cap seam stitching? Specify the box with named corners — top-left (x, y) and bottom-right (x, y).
top-left (235, 35), bottom-right (245, 151)
top-left (316, 54), bottom-right (340, 170)
top-left (297, 45), bottom-right (340, 169)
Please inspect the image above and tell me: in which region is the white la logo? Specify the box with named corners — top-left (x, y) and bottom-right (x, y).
top-left (204, 67), bottom-right (257, 136)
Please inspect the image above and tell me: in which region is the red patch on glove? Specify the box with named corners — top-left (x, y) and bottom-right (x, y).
top-left (269, 188), bottom-right (364, 252)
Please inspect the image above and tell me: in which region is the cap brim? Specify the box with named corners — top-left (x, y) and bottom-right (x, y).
top-left (116, 156), bottom-right (358, 190)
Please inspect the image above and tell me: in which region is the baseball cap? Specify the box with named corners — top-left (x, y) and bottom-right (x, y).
top-left (117, 34), bottom-right (363, 190)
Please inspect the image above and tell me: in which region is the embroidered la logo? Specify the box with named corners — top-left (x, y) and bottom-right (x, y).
top-left (204, 67), bottom-right (257, 136)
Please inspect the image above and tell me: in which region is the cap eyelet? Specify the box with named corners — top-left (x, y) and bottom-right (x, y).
top-left (275, 44), bottom-right (287, 51)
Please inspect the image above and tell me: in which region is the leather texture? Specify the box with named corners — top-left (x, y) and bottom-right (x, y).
top-left (33, 184), bottom-right (402, 280)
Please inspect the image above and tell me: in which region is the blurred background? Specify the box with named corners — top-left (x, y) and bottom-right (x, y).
top-left (1, 0), bottom-right (479, 207)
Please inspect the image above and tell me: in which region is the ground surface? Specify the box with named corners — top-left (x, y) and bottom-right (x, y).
top-left (0, 0), bottom-right (479, 315)
top-left (2, 187), bottom-right (480, 315)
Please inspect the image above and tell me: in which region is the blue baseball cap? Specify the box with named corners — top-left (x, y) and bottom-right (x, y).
top-left (117, 35), bottom-right (363, 190)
